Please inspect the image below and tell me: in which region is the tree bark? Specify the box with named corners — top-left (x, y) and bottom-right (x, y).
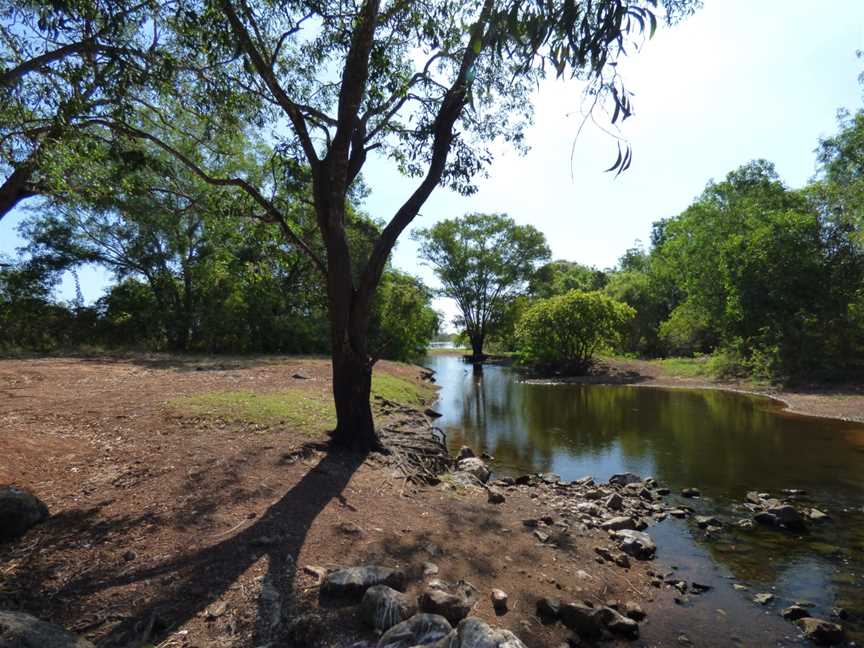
top-left (0, 163), bottom-right (38, 221)
top-left (470, 333), bottom-right (485, 362)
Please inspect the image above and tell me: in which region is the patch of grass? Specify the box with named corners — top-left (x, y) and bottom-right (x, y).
top-left (657, 356), bottom-right (710, 378)
top-left (170, 370), bottom-right (434, 430)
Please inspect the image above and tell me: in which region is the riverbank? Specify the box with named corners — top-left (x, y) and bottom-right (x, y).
top-left (526, 355), bottom-right (864, 424)
top-left (0, 355), bottom-right (811, 647)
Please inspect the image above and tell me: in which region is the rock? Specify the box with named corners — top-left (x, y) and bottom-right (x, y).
top-left (794, 617), bottom-right (844, 646)
top-left (321, 565), bottom-right (405, 598)
top-left (593, 606), bottom-right (640, 638)
top-left (455, 617), bottom-right (527, 648)
top-left (336, 521), bottom-right (363, 535)
top-left (604, 493), bottom-right (624, 511)
top-left (458, 446), bottom-right (475, 460)
top-left (737, 518), bottom-right (755, 530)
top-left (594, 546), bottom-right (615, 562)
top-left (533, 530), bottom-right (550, 543)
top-left (576, 502), bottom-right (602, 517)
top-left (767, 504), bottom-right (806, 529)
top-left (808, 508), bottom-right (830, 522)
top-left (539, 472), bottom-right (561, 484)
top-left (487, 487), bottom-right (506, 504)
top-left (0, 487), bottom-right (49, 542)
top-left (695, 515), bottom-right (721, 529)
top-left (303, 564), bottom-right (328, 584)
top-left (584, 489), bottom-right (605, 500)
top-left (668, 509), bottom-right (689, 518)
top-left (623, 601), bottom-right (646, 621)
top-left (655, 487), bottom-right (671, 496)
top-left (754, 511), bottom-right (778, 526)
top-left (522, 518), bottom-right (539, 528)
top-left (690, 582), bottom-right (712, 594)
top-left (0, 611), bottom-right (94, 647)
top-left (514, 475), bottom-right (533, 486)
top-left (612, 529), bottom-right (656, 560)
top-left (422, 562), bottom-right (439, 577)
top-left (536, 597), bottom-right (561, 623)
top-left (456, 457), bottom-right (490, 483)
top-left (608, 473), bottom-right (642, 487)
top-left (600, 516), bottom-right (635, 531)
top-left (377, 613), bottom-right (453, 648)
top-left (361, 585), bottom-right (416, 631)
top-left (425, 408), bottom-right (443, 418)
top-left (782, 605), bottom-right (810, 621)
top-left (753, 593), bottom-right (774, 605)
top-left (681, 487), bottom-right (700, 498)
top-left (491, 589), bottom-right (508, 613)
top-left (292, 372), bottom-right (309, 379)
top-left (418, 581), bottom-right (478, 624)
top-left (558, 603), bottom-right (604, 639)
top-left (746, 491), bottom-right (765, 505)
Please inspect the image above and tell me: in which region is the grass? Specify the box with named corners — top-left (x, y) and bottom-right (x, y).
top-left (169, 370), bottom-right (435, 432)
top-left (655, 356), bottom-right (711, 378)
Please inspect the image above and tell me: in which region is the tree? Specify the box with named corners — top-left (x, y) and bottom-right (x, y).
top-left (415, 213), bottom-right (550, 359)
top-left (516, 289), bottom-right (634, 373)
top-left (529, 259), bottom-right (607, 298)
top-left (0, 0), bottom-right (165, 219)
top-left (369, 271), bottom-right (440, 362)
top-left (26, 0), bottom-right (700, 448)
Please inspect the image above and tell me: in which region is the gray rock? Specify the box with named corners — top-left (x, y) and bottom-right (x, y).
top-left (808, 508), bottom-right (830, 522)
top-left (378, 613), bottom-right (453, 648)
top-left (604, 493), bottom-right (623, 511)
top-left (600, 516), bottom-right (636, 531)
top-left (491, 589), bottom-right (508, 613)
top-left (419, 581), bottom-right (478, 624)
top-left (536, 597), bottom-right (561, 623)
top-left (533, 530), bottom-right (550, 543)
top-left (623, 601), bottom-right (646, 621)
top-left (608, 473), bottom-right (642, 486)
top-left (694, 515), bottom-right (721, 529)
top-left (456, 457), bottom-right (490, 483)
top-left (0, 487), bottom-right (48, 542)
top-left (486, 487), bottom-right (505, 505)
top-left (753, 511), bottom-right (779, 526)
top-left (613, 529), bottom-right (656, 560)
top-left (458, 446), bottom-right (475, 460)
top-left (321, 565), bottom-right (405, 598)
top-left (753, 592), bottom-right (774, 605)
top-left (559, 603), bottom-right (604, 639)
top-left (0, 611), bottom-right (93, 647)
top-left (361, 585), bottom-right (416, 631)
top-left (782, 605), bottom-right (810, 621)
top-left (455, 617), bottom-right (527, 647)
top-left (593, 606), bottom-right (640, 638)
top-left (794, 617), bottom-right (844, 646)
top-left (680, 487), bottom-right (700, 498)
top-left (767, 504), bottom-right (806, 529)
top-left (539, 473), bottom-right (561, 484)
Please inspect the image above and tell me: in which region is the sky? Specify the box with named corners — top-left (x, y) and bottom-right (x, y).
top-left (2, 0), bottom-right (864, 327)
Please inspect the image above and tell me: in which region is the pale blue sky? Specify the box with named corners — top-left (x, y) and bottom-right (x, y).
top-left (2, 0), bottom-right (863, 326)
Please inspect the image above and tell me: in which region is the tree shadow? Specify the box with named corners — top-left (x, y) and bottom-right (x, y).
top-left (55, 446), bottom-right (366, 647)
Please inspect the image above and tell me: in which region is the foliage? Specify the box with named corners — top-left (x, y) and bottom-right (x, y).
top-left (530, 260), bottom-right (607, 298)
top-left (369, 271), bottom-right (439, 361)
top-left (516, 290), bottom-right (634, 372)
top-left (414, 212), bottom-right (550, 357)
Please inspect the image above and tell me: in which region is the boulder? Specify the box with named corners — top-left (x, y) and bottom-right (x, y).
top-left (613, 529), bottom-right (656, 560)
top-left (558, 603), bottom-right (604, 639)
top-left (782, 605), bottom-right (810, 621)
top-left (418, 581), bottom-right (478, 624)
top-left (0, 611), bottom-right (93, 647)
top-left (455, 617), bottom-right (527, 648)
top-left (321, 565), bottom-right (405, 598)
top-left (608, 473), bottom-right (642, 487)
top-left (593, 606), bottom-right (639, 638)
top-left (361, 585), bottom-right (416, 631)
top-left (455, 457), bottom-right (490, 483)
top-left (536, 597), bottom-right (561, 624)
top-left (767, 504), bottom-right (806, 529)
top-left (694, 515), bottom-right (721, 529)
top-left (458, 446), bottom-right (475, 460)
top-left (600, 516), bottom-right (636, 532)
top-left (0, 487), bottom-right (49, 542)
top-left (378, 614), bottom-right (453, 648)
top-left (604, 493), bottom-right (623, 511)
top-left (794, 617), bottom-right (844, 646)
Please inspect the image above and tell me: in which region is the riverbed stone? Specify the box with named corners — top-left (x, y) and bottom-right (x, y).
top-left (377, 613), bottom-right (453, 648)
top-left (767, 504), bottom-right (806, 529)
top-left (753, 592), bottom-right (775, 605)
top-left (694, 515), bottom-right (721, 529)
top-left (456, 617), bottom-right (527, 648)
top-left (418, 581), bottom-right (478, 624)
top-left (361, 585), bottom-right (416, 631)
top-left (321, 565), bottom-right (405, 598)
top-left (0, 611), bottom-right (93, 648)
top-left (612, 529), bottom-right (656, 560)
top-left (604, 493), bottom-right (623, 511)
top-left (600, 516), bottom-right (636, 531)
top-left (608, 473), bottom-right (642, 487)
top-left (491, 589), bottom-right (508, 613)
top-left (681, 487), bottom-right (700, 498)
top-left (593, 606), bottom-right (640, 638)
top-left (0, 487), bottom-right (49, 542)
top-left (456, 457), bottom-right (490, 483)
top-left (559, 603), bottom-right (604, 639)
top-left (753, 511), bottom-right (779, 526)
top-left (536, 597), bottom-right (561, 623)
top-left (782, 605), bottom-right (810, 621)
top-left (808, 508), bottom-right (830, 522)
top-left (487, 486), bottom-right (506, 504)
top-left (794, 617), bottom-right (844, 646)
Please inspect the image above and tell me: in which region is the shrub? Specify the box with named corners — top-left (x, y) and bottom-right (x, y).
top-left (516, 290), bottom-right (635, 373)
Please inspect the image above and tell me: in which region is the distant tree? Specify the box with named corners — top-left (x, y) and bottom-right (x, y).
top-left (369, 271), bottom-right (439, 362)
top-left (516, 290), bottom-right (634, 373)
top-left (415, 213), bottom-right (550, 360)
top-left (529, 260), bottom-right (607, 298)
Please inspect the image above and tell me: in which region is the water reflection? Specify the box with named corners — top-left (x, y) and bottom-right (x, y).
top-left (427, 354), bottom-right (864, 638)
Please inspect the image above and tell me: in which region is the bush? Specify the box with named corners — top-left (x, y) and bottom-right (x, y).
top-left (516, 290), bottom-right (635, 373)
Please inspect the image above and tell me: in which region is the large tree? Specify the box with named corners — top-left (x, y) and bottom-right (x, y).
top-left (24, 0), bottom-right (699, 449)
top-left (415, 212), bottom-right (550, 359)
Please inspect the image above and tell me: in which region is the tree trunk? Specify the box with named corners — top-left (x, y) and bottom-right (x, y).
top-left (470, 333), bottom-right (485, 362)
top-left (330, 339), bottom-right (377, 450)
top-left (0, 163), bottom-right (38, 221)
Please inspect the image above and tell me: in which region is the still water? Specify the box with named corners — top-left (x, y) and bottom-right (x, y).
top-left (426, 353), bottom-right (864, 641)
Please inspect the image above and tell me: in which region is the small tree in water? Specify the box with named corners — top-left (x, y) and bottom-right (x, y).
top-left (415, 213), bottom-right (550, 360)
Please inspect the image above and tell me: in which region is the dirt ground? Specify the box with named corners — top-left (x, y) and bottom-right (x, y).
top-left (0, 355), bottom-right (797, 647)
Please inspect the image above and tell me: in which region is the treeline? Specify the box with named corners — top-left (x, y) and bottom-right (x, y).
top-left (0, 139), bottom-right (438, 360)
top-left (488, 112), bottom-right (864, 382)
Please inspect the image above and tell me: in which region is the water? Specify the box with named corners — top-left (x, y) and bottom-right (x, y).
top-left (426, 353), bottom-right (864, 640)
